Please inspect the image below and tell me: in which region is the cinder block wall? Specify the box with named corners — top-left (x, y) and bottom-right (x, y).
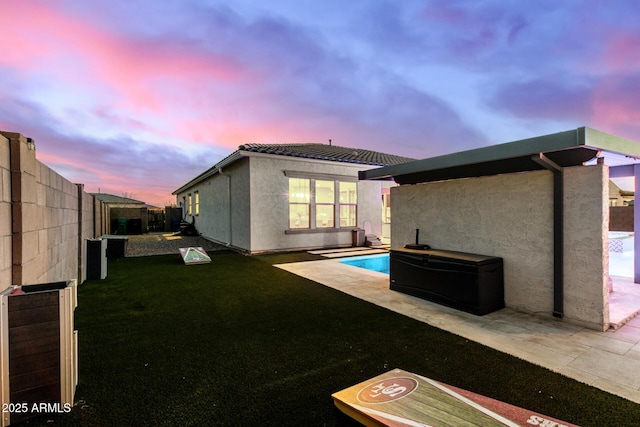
top-left (82, 186), bottom-right (99, 238)
top-left (0, 131), bottom-right (106, 287)
top-left (0, 134), bottom-right (12, 288)
top-left (391, 164), bottom-right (608, 330)
top-left (28, 159), bottom-right (80, 284)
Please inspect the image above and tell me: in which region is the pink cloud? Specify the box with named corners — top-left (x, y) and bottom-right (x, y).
top-left (178, 114), bottom-right (324, 149)
top-left (36, 148), bottom-right (191, 207)
top-left (588, 32), bottom-right (640, 135)
top-left (602, 34), bottom-right (640, 71)
top-left (1, 1), bottom-right (255, 114)
top-left (0, 2), bottom-right (61, 70)
top-left (591, 75), bottom-right (640, 132)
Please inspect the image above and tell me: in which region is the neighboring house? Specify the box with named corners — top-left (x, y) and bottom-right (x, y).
top-left (172, 143), bottom-right (414, 253)
top-left (91, 193), bottom-right (156, 234)
top-left (609, 181), bottom-right (635, 231)
top-left (609, 180), bottom-right (634, 206)
top-left (360, 127), bottom-right (640, 331)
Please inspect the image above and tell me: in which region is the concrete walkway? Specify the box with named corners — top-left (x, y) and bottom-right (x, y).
top-left (275, 258), bottom-right (640, 405)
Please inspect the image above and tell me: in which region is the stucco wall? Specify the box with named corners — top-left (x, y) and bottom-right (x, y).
top-left (177, 153), bottom-right (395, 253)
top-left (177, 158), bottom-right (251, 249)
top-left (563, 165), bottom-right (609, 329)
top-left (230, 158), bottom-right (251, 250)
top-left (391, 164), bottom-right (608, 330)
top-left (194, 167), bottom-right (231, 244)
top-left (248, 155), bottom-right (391, 253)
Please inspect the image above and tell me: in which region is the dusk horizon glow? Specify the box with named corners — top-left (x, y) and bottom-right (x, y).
top-left (2, 1), bottom-right (640, 206)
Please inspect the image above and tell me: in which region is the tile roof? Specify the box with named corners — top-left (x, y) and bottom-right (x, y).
top-left (238, 143), bottom-right (415, 166)
top-left (173, 142), bottom-right (415, 194)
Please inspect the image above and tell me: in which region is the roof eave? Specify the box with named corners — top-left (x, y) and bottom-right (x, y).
top-left (583, 127), bottom-right (640, 158)
top-left (360, 128), bottom-right (585, 181)
top-left (172, 151), bottom-right (245, 195)
top-left (360, 127), bottom-right (640, 185)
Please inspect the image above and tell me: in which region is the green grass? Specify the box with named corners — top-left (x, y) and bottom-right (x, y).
top-left (20, 251), bottom-right (640, 426)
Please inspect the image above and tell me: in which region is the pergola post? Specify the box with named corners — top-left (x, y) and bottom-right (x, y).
top-left (634, 164), bottom-right (640, 284)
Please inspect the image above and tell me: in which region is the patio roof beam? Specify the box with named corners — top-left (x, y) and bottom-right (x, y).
top-left (531, 153), bottom-right (562, 172)
top-left (532, 153), bottom-right (564, 318)
top-left (635, 165), bottom-right (640, 284)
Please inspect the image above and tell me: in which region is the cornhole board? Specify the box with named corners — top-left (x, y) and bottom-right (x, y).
top-left (179, 247), bottom-right (211, 265)
top-left (332, 369), bottom-right (578, 427)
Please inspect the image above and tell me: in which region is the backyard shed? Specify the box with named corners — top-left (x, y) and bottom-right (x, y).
top-left (360, 127), bottom-right (640, 331)
top-left (172, 143), bottom-right (414, 253)
top-left (90, 193), bottom-right (155, 235)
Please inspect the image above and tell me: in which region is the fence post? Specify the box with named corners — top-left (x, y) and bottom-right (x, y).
top-left (77, 184), bottom-right (84, 284)
top-left (4, 132), bottom-right (30, 286)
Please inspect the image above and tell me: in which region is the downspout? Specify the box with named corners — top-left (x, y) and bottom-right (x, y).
top-left (532, 153), bottom-right (564, 318)
top-left (218, 167), bottom-right (232, 247)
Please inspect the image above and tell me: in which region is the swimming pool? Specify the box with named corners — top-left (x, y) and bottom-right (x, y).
top-left (339, 253), bottom-right (389, 274)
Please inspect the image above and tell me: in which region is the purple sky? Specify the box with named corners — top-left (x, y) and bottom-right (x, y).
top-left (2, 0), bottom-right (640, 206)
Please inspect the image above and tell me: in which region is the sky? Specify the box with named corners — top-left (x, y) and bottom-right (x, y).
top-left (2, 0), bottom-right (640, 206)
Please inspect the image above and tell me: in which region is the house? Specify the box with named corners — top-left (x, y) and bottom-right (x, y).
top-left (172, 143), bottom-right (414, 253)
top-left (609, 181), bottom-right (635, 231)
top-left (609, 180), bottom-right (634, 207)
top-left (360, 127), bottom-right (640, 331)
top-left (91, 193), bottom-right (156, 234)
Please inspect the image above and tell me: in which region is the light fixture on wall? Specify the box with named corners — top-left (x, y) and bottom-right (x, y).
top-left (26, 137), bottom-right (36, 151)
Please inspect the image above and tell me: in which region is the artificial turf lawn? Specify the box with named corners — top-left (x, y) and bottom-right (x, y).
top-left (20, 251), bottom-right (640, 426)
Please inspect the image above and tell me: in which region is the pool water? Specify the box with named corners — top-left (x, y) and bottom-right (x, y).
top-left (339, 253), bottom-right (389, 274)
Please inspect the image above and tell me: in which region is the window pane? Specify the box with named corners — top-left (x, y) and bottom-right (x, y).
top-left (316, 180), bottom-right (335, 203)
top-left (316, 204), bottom-right (334, 228)
top-left (340, 205), bottom-right (356, 227)
top-left (290, 204), bottom-right (309, 228)
top-left (339, 182), bottom-right (357, 203)
top-left (382, 193), bottom-right (390, 223)
top-left (289, 178), bottom-right (310, 203)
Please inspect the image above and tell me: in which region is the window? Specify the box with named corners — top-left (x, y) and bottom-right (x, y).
top-left (194, 191), bottom-right (200, 215)
top-left (187, 194), bottom-right (193, 215)
top-left (289, 178), bottom-right (310, 228)
top-left (381, 192), bottom-right (391, 224)
top-left (288, 176), bottom-right (357, 230)
top-left (315, 180), bottom-right (335, 227)
top-left (339, 182), bottom-right (357, 227)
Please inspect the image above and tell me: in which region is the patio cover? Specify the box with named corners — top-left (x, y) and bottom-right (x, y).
top-left (359, 127), bottom-right (640, 184)
top-left (360, 127), bottom-right (640, 316)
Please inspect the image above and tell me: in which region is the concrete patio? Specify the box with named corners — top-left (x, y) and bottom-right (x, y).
top-left (275, 257), bottom-right (640, 405)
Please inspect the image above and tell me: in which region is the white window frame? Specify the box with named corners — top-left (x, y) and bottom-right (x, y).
top-left (289, 178), bottom-right (311, 229)
top-left (339, 181), bottom-right (357, 227)
top-left (285, 172), bottom-right (357, 232)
